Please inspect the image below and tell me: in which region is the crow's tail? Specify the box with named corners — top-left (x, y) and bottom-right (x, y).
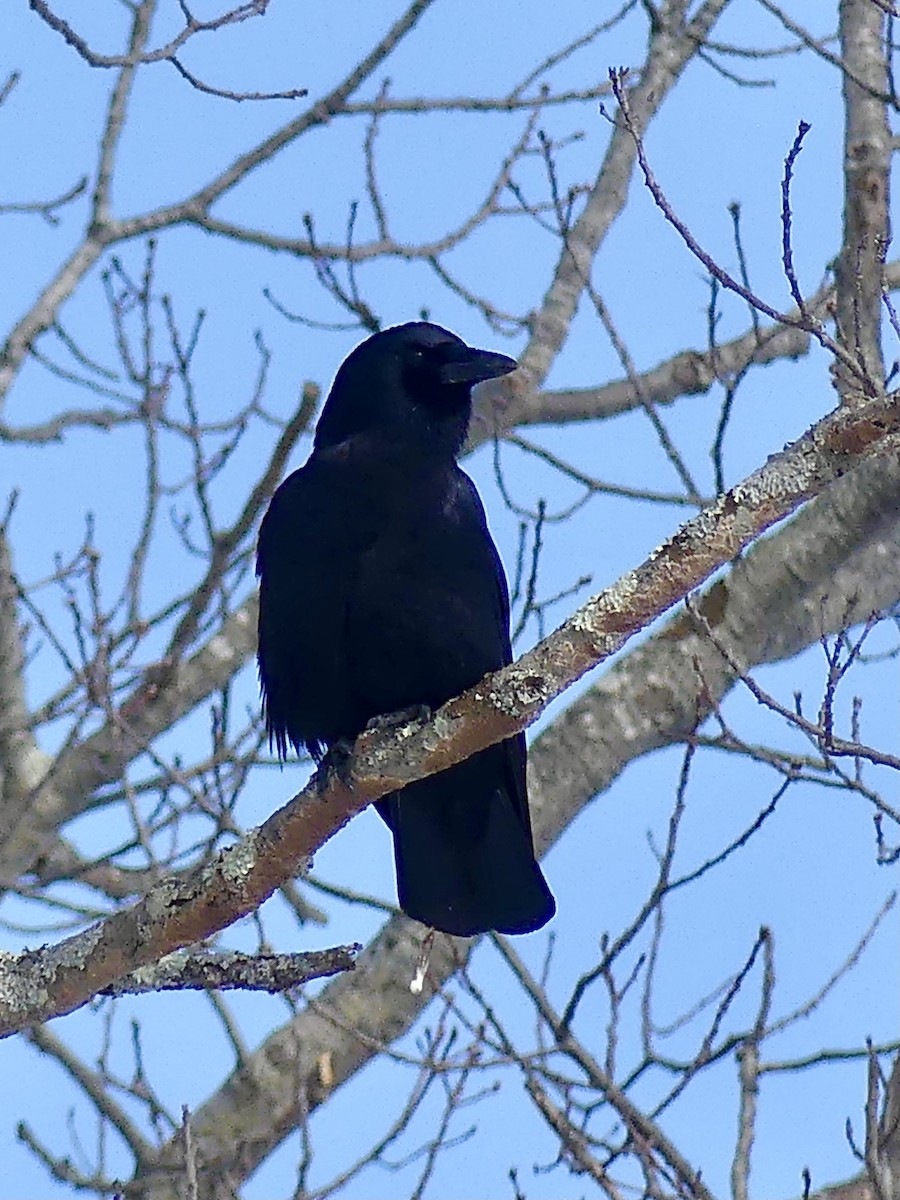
top-left (378, 743), bottom-right (555, 937)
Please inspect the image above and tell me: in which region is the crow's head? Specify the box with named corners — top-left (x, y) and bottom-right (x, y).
top-left (313, 322), bottom-right (517, 454)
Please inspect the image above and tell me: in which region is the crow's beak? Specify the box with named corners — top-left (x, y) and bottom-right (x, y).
top-left (439, 347), bottom-right (518, 386)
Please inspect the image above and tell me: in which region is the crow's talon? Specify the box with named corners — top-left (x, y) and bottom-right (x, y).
top-left (319, 738), bottom-right (355, 791)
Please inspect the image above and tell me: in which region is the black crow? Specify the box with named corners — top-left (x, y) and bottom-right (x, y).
top-left (256, 322), bottom-right (555, 936)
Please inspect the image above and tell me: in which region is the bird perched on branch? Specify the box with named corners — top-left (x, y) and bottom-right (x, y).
top-left (256, 322), bottom-right (555, 937)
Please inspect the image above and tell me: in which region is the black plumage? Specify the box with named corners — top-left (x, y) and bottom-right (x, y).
top-left (256, 322), bottom-right (555, 936)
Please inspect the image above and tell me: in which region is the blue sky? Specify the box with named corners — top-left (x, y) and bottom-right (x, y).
top-left (2, 2), bottom-right (896, 1197)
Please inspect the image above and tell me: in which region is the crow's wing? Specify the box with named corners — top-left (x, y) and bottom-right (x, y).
top-left (347, 466), bottom-right (536, 845)
top-left (348, 466), bottom-right (513, 713)
top-left (256, 451), bottom-right (376, 757)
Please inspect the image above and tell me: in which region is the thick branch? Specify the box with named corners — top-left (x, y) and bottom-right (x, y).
top-left (834, 0), bottom-right (891, 395)
top-left (0, 532), bottom-right (46, 817)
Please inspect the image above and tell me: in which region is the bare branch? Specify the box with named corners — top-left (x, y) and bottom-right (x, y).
top-left (101, 946), bottom-right (360, 994)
